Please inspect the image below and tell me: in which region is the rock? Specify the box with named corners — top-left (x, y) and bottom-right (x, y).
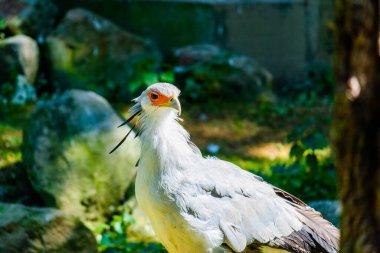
top-left (308, 200), bottom-right (341, 227)
top-left (0, 0), bottom-right (58, 38)
top-left (175, 44), bottom-right (221, 66)
top-left (0, 35), bottom-right (39, 83)
top-left (22, 89), bottom-right (140, 228)
top-left (0, 202), bottom-right (97, 253)
top-left (0, 35), bottom-right (38, 104)
top-left (10, 75), bottom-right (37, 105)
top-left (174, 44), bottom-right (272, 101)
top-left (46, 8), bottom-right (161, 100)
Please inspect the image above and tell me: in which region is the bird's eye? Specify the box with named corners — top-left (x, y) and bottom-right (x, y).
top-left (150, 93), bottom-right (159, 100)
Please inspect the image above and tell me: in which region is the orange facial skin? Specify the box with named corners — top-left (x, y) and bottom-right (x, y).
top-left (147, 90), bottom-right (174, 106)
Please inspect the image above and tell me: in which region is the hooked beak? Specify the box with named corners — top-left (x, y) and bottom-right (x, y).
top-left (161, 97), bottom-right (181, 115)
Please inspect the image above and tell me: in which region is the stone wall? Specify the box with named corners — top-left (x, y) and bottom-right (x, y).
top-left (52, 0), bottom-right (334, 86)
top-left (222, 2), bottom-right (309, 85)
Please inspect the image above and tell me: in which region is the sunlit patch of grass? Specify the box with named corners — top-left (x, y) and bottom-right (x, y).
top-left (183, 117), bottom-right (261, 144)
top-left (314, 146), bottom-right (331, 159)
top-left (246, 142), bottom-right (291, 160)
top-left (219, 155), bottom-right (283, 175)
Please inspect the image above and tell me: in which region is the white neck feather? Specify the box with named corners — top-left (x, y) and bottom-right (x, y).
top-left (138, 110), bottom-right (200, 173)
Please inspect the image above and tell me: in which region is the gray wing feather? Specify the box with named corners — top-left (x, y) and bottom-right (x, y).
top-left (220, 221), bottom-right (246, 252)
top-left (176, 158), bottom-right (339, 253)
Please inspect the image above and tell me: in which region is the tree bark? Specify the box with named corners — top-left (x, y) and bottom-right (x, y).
top-left (333, 0), bottom-right (380, 252)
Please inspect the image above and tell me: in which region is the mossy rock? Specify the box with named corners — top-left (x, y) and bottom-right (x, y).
top-left (0, 202), bottom-right (97, 253)
top-left (0, 0), bottom-right (58, 37)
top-left (22, 89), bottom-right (140, 228)
top-left (174, 44), bottom-right (273, 101)
top-left (46, 8), bottom-right (161, 101)
top-left (0, 35), bottom-right (38, 105)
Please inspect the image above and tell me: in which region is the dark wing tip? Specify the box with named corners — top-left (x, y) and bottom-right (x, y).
top-left (269, 185), bottom-right (339, 253)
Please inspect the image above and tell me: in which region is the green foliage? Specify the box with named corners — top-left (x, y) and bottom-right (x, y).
top-left (287, 118), bottom-right (329, 150)
top-left (254, 119), bottom-right (336, 202)
top-left (181, 54), bottom-right (230, 100)
top-left (249, 100), bottom-right (291, 127)
top-left (96, 211), bottom-right (167, 253)
top-left (280, 62), bottom-right (334, 106)
top-left (0, 17), bottom-right (7, 34)
top-left (0, 82), bottom-right (16, 103)
top-left (128, 59), bottom-right (174, 97)
top-left (0, 17), bottom-right (6, 31)
top-left (0, 17), bottom-right (6, 39)
top-left (261, 156), bottom-right (336, 202)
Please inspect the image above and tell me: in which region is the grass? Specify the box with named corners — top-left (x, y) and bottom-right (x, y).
top-left (0, 105), bottom-right (34, 169)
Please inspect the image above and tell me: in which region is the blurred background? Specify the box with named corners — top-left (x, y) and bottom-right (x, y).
top-left (0, 1), bottom-right (338, 252)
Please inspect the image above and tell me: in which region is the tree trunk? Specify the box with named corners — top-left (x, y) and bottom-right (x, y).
top-left (333, 0), bottom-right (380, 252)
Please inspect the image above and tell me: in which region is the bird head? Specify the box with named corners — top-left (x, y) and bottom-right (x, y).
top-left (134, 82), bottom-right (181, 117)
top-left (109, 83), bottom-right (181, 154)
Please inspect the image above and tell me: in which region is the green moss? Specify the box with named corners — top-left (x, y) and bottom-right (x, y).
top-left (0, 124), bottom-right (23, 169)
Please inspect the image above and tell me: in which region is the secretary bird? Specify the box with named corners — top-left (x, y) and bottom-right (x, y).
top-left (110, 83), bottom-right (339, 253)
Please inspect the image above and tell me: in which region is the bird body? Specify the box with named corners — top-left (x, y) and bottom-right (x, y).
top-left (112, 83), bottom-right (339, 253)
top-left (135, 105), bottom-right (211, 253)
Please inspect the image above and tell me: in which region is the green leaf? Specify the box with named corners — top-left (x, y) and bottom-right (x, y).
top-left (289, 142), bottom-right (305, 161)
top-left (302, 132), bottom-right (328, 150)
top-left (96, 223), bottom-right (110, 232)
top-left (112, 221), bottom-right (123, 234)
top-left (160, 71), bottom-right (174, 83)
top-left (122, 212), bottom-right (136, 225)
top-left (0, 17), bottom-right (6, 30)
top-left (143, 72), bottom-right (159, 85)
top-left (99, 233), bottom-right (113, 246)
top-left (306, 153), bottom-right (318, 171)
top-left (291, 178), bottom-right (303, 188)
top-left (129, 80), bottom-right (143, 93)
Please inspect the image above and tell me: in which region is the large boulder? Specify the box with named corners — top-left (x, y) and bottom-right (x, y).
top-left (0, 202), bottom-right (97, 253)
top-left (0, 0), bottom-right (58, 38)
top-left (22, 89), bottom-right (140, 227)
top-left (46, 8), bottom-right (161, 100)
top-left (0, 35), bottom-right (38, 104)
top-left (174, 44), bottom-right (272, 101)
